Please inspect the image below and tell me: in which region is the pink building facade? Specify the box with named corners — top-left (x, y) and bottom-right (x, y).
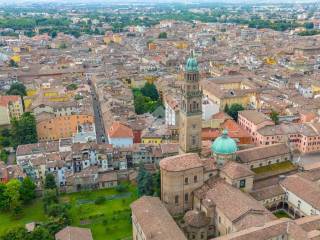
top-left (237, 110), bottom-right (274, 143)
top-left (238, 110), bottom-right (320, 154)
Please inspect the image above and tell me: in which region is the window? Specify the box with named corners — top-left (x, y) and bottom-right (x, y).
top-left (194, 175), bottom-right (198, 183)
top-left (218, 216), bottom-right (221, 223)
top-left (239, 179), bottom-right (246, 188)
top-left (298, 200), bottom-right (301, 209)
top-left (185, 193), bottom-right (189, 202)
top-left (185, 177), bottom-right (189, 185)
top-left (175, 195), bottom-right (179, 204)
top-left (192, 136), bottom-right (196, 145)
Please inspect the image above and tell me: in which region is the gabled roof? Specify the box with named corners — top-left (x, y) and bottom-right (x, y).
top-left (131, 196), bottom-right (186, 240)
top-left (55, 226), bottom-right (93, 240)
top-left (108, 121), bottom-right (133, 138)
top-left (237, 143), bottom-right (290, 163)
top-left (280, 174), bottom-right (320, 210)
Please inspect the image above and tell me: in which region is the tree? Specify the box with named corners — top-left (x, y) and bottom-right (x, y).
top-left (158, 32), bottom-right (167, 39)
top-left (44, 173), bottom-right (57, 189)
top-left (47, 203), bottom-right (69, 218)
top-left (227, 103), bottom-right (244, 121)
top-left (30, 227), bottom-right (53, 240)
top-left (152, 171), bottom-right (160, 197)
top-left (304, 22), bottom-right (314, 29)
top-left (8, 59), bottom-right (18, 68)
top-left (6, 83), bottom-right (26, 97)
top-left (11, 112), bottom-right (37, 147)
top-left (0, 226), bottom-right (54, 240)
top-left (0, 183), bottom-right (8, 211)
top-left (270, 110), bottom-right (279, 125)
top-left (66, 83), bottom-right (78, 91)
top-left (137, 164), bottom-right (154, 197)
top-left (134, 95), bottom-right (148, 114)
top-left (5, 179), bottom-right (22, 213)
top-left (141, 83), bottom-right (159, 101)
top-left (58, 43), bottom-right (67, 49)
top-left (19, 177), bottom-right (36, 204)
top-left (1, 227), bottom-right (27, 240)
top-left (224, 103), bottom-right (229, 113)
top-left (43, 189), bottom-right (58, 212)
top-left (137, 164), bottom-right (146, 196)
top-left (50, 31), bottom-right (57, 38)
top-left (142, 171), bottom-right (153, 196)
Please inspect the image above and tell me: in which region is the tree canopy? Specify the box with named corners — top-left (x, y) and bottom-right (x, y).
top-left (225, 103), bottom-right (244, 121)
top-left (11, 112), bottom-right (37, 147)
top-left (0, 178), bottom-right (36, 215)
top-left (6, 83), bottom-right (26, 97)
top-left (270, 110), bottom-right (279, 125)
top-left (158, 32), bottom-right (167, 39)
top-left (44, 173), bottom-right (57, 190)
top-left (133, 83), bottom-right (162, 115)
top-left (141, 83), bottom-right (159, 101)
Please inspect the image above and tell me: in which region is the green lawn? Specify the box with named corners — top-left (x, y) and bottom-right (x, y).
top-left (0, 199), bottom-right (47, 236)
top-left (0, 185), bottom-right (138, 240)
top-left (252, 161), bottom-right (296, 174)
top-left (274, 210), bottom-right (291, 219)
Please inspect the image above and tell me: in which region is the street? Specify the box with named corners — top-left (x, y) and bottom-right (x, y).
top-left (88, 76), bottom-right (107, 144)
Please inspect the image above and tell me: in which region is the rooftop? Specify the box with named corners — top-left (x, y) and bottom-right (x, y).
top-left (131, 196), bottom-right (186, 240)
top-left (159, 153), bottom-right (203, 172)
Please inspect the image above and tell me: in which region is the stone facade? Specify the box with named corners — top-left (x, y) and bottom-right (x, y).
top-left (160, 154), bottom-right (205, 215)
top-left (179, 56), bottom-right (202, 154)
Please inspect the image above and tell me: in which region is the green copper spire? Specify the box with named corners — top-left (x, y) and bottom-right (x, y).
top-left (185, 50), bottom-right (198, 72)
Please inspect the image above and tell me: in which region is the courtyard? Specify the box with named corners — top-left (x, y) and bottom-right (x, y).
top-left (0, 184), bottom-right (137, 240)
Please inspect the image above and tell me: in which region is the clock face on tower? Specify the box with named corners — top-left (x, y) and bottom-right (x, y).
top-left (179, 53), bottom-right (202, 154)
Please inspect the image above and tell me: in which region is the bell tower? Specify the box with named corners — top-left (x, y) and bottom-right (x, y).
top-left (179, 52), bottom-right (202, 154)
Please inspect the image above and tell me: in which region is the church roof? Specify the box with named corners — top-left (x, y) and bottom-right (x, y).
top-left (211, 129), bottom-right (237, 155)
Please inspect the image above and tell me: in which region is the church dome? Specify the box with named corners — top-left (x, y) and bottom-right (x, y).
top-left (185, 53), bottom-right (198, 72)
top-left (211, 130), bottom-right (237, 155)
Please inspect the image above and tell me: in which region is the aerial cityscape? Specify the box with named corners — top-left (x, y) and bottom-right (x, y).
top-left (1, 0), bottom-right (320, 240)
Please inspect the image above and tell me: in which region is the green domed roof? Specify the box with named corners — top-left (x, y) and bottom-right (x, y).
top-left (185, 52), bottom-right (198, 72)
top-left (211, 130), bottom-right (237, 155)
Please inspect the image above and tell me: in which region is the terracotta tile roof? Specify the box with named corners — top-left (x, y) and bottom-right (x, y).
top-left (131, 196), bottom-right (186, 240)
top-left (213, 218), bottom-right (307, 240)
top-left (250, 184), bottom-right (285, 201)
top-left (204, 179), bottom-right (275, 230)
top-left (221, 161), bottom-right (254, 180)
top-left (202, 119), bottom-right (251, 141)
top-left (55, 226), bottom-right (93, 240)
top-left (159, 153), bottom-right (203, 172)
top-left (295, 215), bottom-right (320, 232)
top-left (160, 143), bottom-right (179, 155)
top-left (16, 141), bottom-right (59, 157)
top-left (236, 143), bottom-right (290, 163)
top-left (280, 174), bottom-right (320, 210)
top-left (239, 110), bottom-right (273, 125)
top-left (183, 210), bottom-right (210, 228)
top-left (211, 111), bottom-right (232, 120)
top-left (108, 121), bottom-right (133, 138)
top-left (0, 95), bottom-right (21, 107)
top-left (299, 168), bottom-right (320, 182)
